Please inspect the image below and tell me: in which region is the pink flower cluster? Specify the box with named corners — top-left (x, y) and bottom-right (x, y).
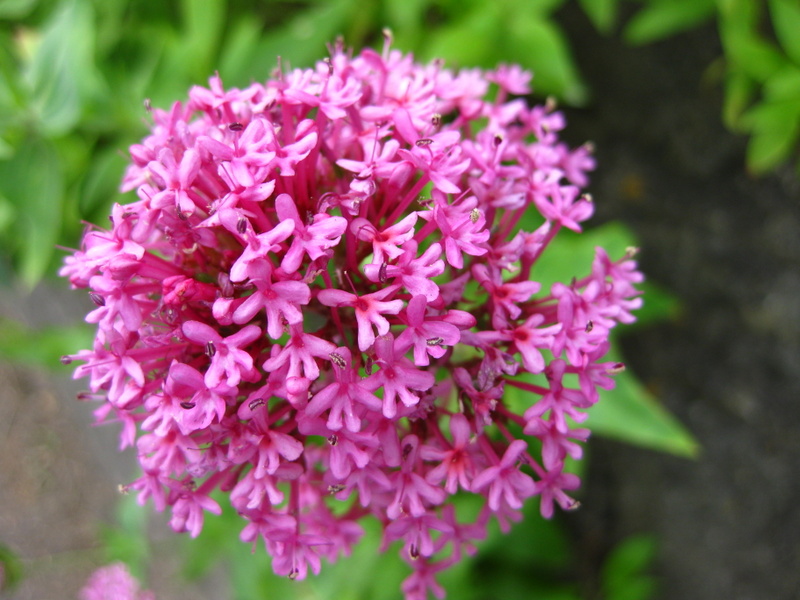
top-left (79, 563), bottom-right (154, 600)
top-left (62, 40), bottom-right (642, 599)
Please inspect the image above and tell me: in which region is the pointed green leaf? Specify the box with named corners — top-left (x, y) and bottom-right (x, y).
top-left (578, 0), bottom-right (619, 34)
top-left (624, 0), bottom-right (715, 45)
top-left (769, 0), bottom-right (800, 65)
top-left (722, 29), bottom-right (787, 82)
top-left (0, 138), bottom-right (63, 287)
top-left (505, 15), bottom-right (588, 104)
top-left (722, 70), bottom-right (756, 129)
top-left (24, 0), bottom-right (102, 135)
top-left (588, 353), bottom-right (699, 457)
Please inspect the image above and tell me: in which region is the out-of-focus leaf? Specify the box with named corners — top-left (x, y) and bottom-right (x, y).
top-left (0, 0), bottom-right (37, 19)
top-left (384, 0), bottom-right (427, 49)
top-left (532, 221), bottom-right (642, 294)
top-left (768, 0), bottom-right (800, 65)
top-left (218, 17), bottom-right (263, 86)
top-left (79, 146), bottom-right (128, 219)
top-left (254, 0), bottom-right (357, 71)
top-left (763, 65), bottom-right (800, 100)
top-left (0, 543), bottom-right (23, 593)
top-left (179, 0), bottom-right (226, 81)
top-left (722, 70), bottom-right (756, 129)
top-left (506, 14), bottom-right (588, 104)
top-left (624, 0), bottom-right (715, 45)
top-left (23, 0), bottom-right (103, 135)
top-left (721, 28), bottom-right (787, 82)
top-left (629, 280), bottom-right (680, 328)
top-left (423, 3), bottom-right (505, 69)
top-left (0, 138), bottom-right (63, 287)
top-left (578, 0), bottom-right (619, 34)
top-left (100, 494), bottom-right (151, 581)
top-left (0, 318), bottom-right (92, 368)
top-left (588, 351), bottom-right (699, 457)
top-left (746, 119), bottom-right (800, 174)
top-left (601, 534), bottom-right (658, 600)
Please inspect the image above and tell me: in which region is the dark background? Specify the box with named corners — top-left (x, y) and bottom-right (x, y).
top-left (560, 6), bottom-right (800, 600)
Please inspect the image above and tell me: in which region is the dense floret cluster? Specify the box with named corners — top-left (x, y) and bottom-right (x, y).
top-left (62, 40), bottom-right (642, 599)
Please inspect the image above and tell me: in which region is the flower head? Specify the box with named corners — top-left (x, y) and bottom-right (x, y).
top-left (63, 40), bottom-right (642, 600)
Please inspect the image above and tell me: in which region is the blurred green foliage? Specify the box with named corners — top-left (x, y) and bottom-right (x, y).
top-left (1, 0), bottom-right (795, 288)
top-left (587, 0), bottom-right (800, 175)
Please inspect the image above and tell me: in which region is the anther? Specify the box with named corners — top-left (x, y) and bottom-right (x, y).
top-left (402, 443), bottom-right (413, 460)
top-left (60, 355), bottom-right (73, 365)
top-left (426, 337), bottom-right (444, 346)
top-left (379, 262), bottom-right (388, 284)
top-left (493, 134), bottom-right (503, 147)
top-left (205, 340), bottom-right (216, 357)
top-left (415, 138), bottom-right (433, 147)
top-left (118, 484), bottom-right (130, 495)
top-left (236, 216), bottom-right (248, 235)
top-left (144, 98), bottom-right (152, 112)
top-left (229, 122), bottom-right (244, 131)
top-left (607, 362), bottom-right (626, 375)
top-left (89, 292), bottom-right (106, 307)
top-left (585, 320), bottom-right (593, 333)
top-left (625, 246), bottom-right (640, 259)
top-left (288, 568), bottom-right (299, 580)
top-left (330, 352), bottom-right (346, 368)
top-left (180, 401), bottom-right (196, 409)
top-left (470, 208), bottom-right (480, 223)
top-left (545, 96), bottom-right (557, 112)
top-left (431, 113), bottom-right (442, 127)
top-left (409, 544), bottom-right (420, 560)
top-left (248, 398), bottom-right (266, 411)
top-left (327, 434), bottom-right (338, 446)
top-left (580, 193), bottom-right (593, 203)
top-left (328, 484), bottom-right (345, 494)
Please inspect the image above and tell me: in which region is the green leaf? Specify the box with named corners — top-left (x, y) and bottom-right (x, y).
top-left (624, 0), bottom-right (716, 45)
top-left (423, 4), bottom-right (505, 69)
top-left (0, 0), bottom-right (38, 19)
top-left (253, 0), bottom-right (357, 72)
top-left (505, 15), bottom-right (588, 104)
top-left (99, 494), bottom-right (153, 581)
top-left (0, 543), bottom-right (23, 593)
top-left (601, 534), bottom-right (658, 600)
top-left (721, 28), bottom-right (787, 82)
top-left (78, 145), bottom-right (128, 219)
top-left (763, 65), bottom-right (800, 100)
top-left (722, 70), bottom-right (757, 129)
top-left (0, 138), bottom-right (63, 287)
top-left (0, 318), bottom-right (93, 369)
top-left (588, 350), bottom-right (699, 457)
top-left (23, 0), bottom-right (102, 135)
top-left (532, 221), bottom-right (642, 294)
top-left (578, 0), bottom-right (619, 34)
top-left (769, 0), bottom-right (800, 65)
top-left (178, 0), bottom-right (226, 81)
top-left (740, 97), bottom-right (800, 132)
top-left (746, 119), bottom-right (800, 174)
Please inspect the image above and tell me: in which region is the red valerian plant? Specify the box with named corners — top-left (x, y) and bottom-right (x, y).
top-left (61, 38), bottom-right (642, 599)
